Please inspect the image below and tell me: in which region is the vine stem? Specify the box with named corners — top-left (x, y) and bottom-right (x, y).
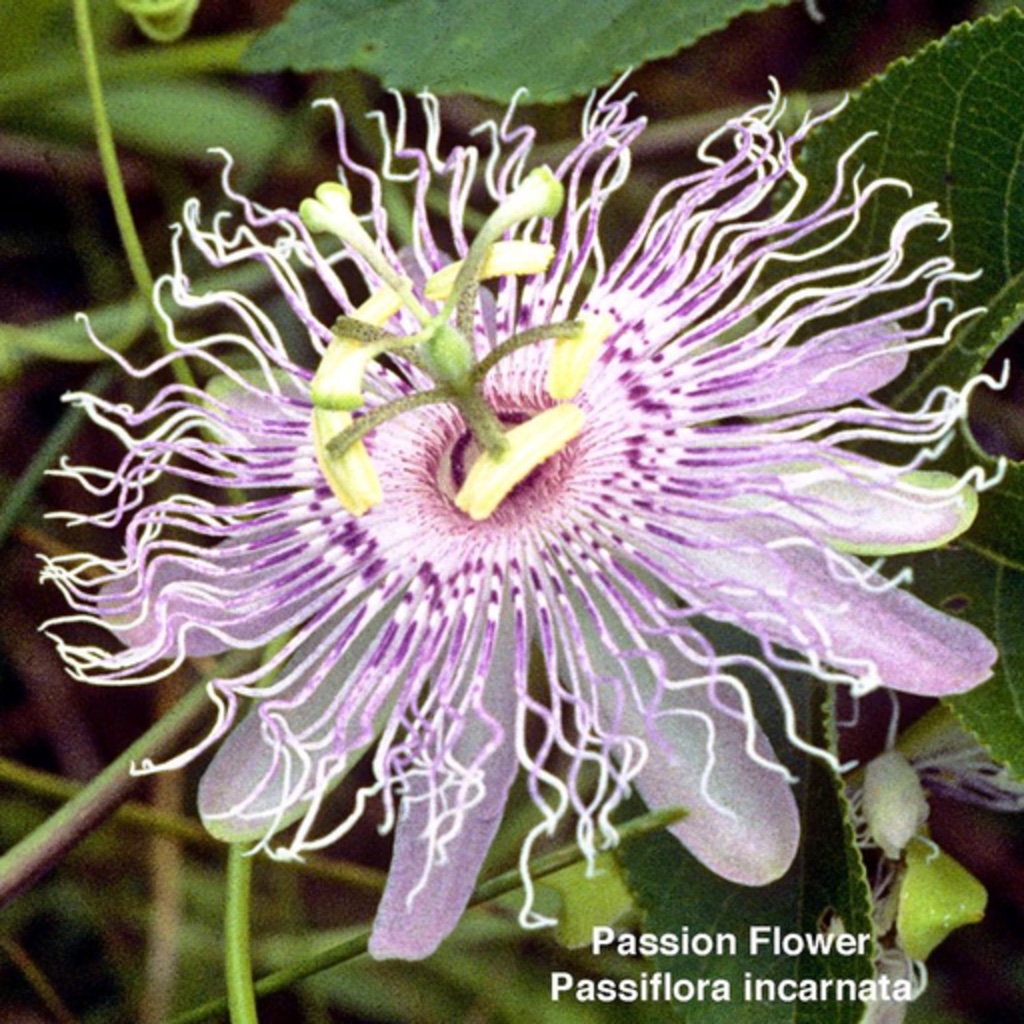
top-left (0, 754), bottom-right (388, 891)
top-left (225, 846), bottom-right (259, 1024)
top-left (0, 681), bottom-right (211, 907)
top-left (0, 365), bottom-right (113, 548)
top-left (168, 806), bottom-right (686, 1024)
top-left (71, 0), bottom-right (196, 389)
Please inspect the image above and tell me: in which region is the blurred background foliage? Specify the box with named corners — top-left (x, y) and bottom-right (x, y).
top-left (1, 1), bottom-right (1023, 1022)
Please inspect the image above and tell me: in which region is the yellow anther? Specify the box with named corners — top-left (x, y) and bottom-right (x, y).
top-left (423, 241), bottom-right (555, 301)
top-left (311, 338), bottom-right (373, 411)
top-left (547, 314), bottom-right (615, 400)
top-left (355, 287), bottom-right (403, 325)
top-left (455, 404), bottom-right (585, 521)
top-left (312, 409), bottom-right (382, 516)
top-left (311, 288), bottom-right (403, 412)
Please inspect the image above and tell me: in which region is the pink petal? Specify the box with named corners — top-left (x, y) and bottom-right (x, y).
top-left (676, 522), bottom-right (997, 696)
top-left (575, 583), bottom-right (800, 885)
top-left (368, 687), bottom-right (518, 960)
top-left (626, 683), bottom-right (800, 885)
top-left (697, 326), bottom-right (909, 418)
top-left (748, 465), bottom-right (978, 556)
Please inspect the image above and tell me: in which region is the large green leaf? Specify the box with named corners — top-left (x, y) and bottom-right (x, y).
top-left (40, 80), bottom-right (288, 165)
top-left (243, 0), bottom-right (796, 103)
top-left (900, 547), bottom-right (1024, 779)
top-left (798, 11), bottom-right (1024, 774)
top-left (617, 685), bottom-right (873, 1024)
top-left (799, 10), bottom-right (1024, 320)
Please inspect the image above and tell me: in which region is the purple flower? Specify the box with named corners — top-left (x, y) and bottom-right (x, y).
top-left (42, 85), bottom-right (997, 960)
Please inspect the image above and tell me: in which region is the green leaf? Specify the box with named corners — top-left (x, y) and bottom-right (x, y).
top-left (538, 853), bottom-right (636, 949)
top-left (42, 79), bottom-right (287, 164)
top-left (243, 0), bottom-right (796, 103)
top-left (800, 10), bottom-right (1024, 323)
top-left (796, 10), bottom-right (1024, 461)
top-left (924, 269), bottom-right (1024, 572)
top-left (797, 9), bottom-right (1024, 782)
top-left (900, 547), bottom-right (1024, 779)
top-left (0, 298), bottom-right (147, 371)
top-left (617, 685), bottom-right (873, 1024)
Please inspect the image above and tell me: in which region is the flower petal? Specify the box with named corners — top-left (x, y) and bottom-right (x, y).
top-left (673, 523), bottom-right (997, 696)
top-left (748, 465), bottom-right (979, 556)
top-left (99, 554), bottom-right (277, 660)
top-left (559, 560), bottom-right (799, 886)
top-left (198, 704), bottom-right (300, 843)
top-left (738, 326), bottom-right (909, 417)
top-left (627, 683), bottom-right (800, 885)
top-left (198, 606), bottom-right (404, 842)
top-left (369, 657), bottom-right (519, 960)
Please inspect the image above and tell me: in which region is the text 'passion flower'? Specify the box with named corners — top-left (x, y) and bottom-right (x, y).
top-left (42, 84), bottom-right (997, 960)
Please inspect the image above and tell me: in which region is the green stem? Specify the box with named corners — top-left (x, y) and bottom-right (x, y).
top-left (324, 387), bottom-right (450, 459)
top-left (1, 300), bottom-right (147, 363)
top-left (72, 0), bottom-right (152, 303)
top-left (0, 681), bottom-right (211, 907)
top-left (0, 756), bottom-right (387, 892)
top-left (452, 385), bottom-right (508, 457)
top-left (71, 0), bottom-right (195, 390)
top-left (167, 806), bottom-right (685, 1024)
top-left (225, 847), bottom-right (259, 1024)
top-left (472, 320), bottom-right (581, 383)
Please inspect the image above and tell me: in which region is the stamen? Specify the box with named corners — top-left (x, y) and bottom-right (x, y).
top-left (436, 168), bottom-right (564, 325)
top-left (300, 183), bottom-right (431, 326)
top-left (424, 240), bottom-right (555, 300)
top-left (312, 408), bottom-right (382, 516)
top-left (324, 387), bottom-right (451, 461)
top-left (356, 286), bottom-right (403, 325)
top-left (305, 169), bottom-right (574, 501)
top-left (488, 167), bottom-right (565, 231)
top-left (547, 314), bottom-right (615, 400)
top-left (300, 183), bottom-right (378, 258)
top-left (311, 337), bottom-right (377, 411)
top-left (311, 289), bottom-right (409, 412)
top-left (455, 404), bottom-right (585, 520)
top-left (473, 320), bottom-right (583, 382)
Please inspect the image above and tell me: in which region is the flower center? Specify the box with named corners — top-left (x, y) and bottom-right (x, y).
top-left (300, 170), bottom-right (614, 521)
top-left (437, 409), bottom-right (580, 521)
top-left (448, 413), bottom-right (529, 492)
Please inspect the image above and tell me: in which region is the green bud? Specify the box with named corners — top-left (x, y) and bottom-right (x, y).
top-left (897, 839), bottom-right (986, 960)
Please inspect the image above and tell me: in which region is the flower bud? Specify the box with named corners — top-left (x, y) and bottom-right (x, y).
top-left (862, 750), bottom-right (929, 859)
top-left (422, 323), bottom-right (475, 385)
